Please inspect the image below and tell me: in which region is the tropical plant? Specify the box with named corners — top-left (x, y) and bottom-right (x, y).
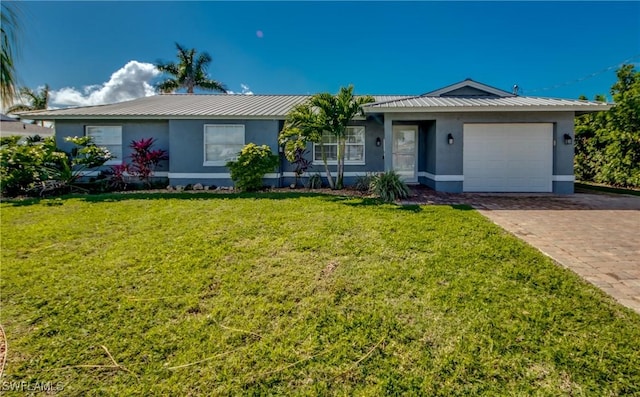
top-left (45, 136), bottom-right (113, 193)
top-left (279, 85), bottom-right (374, 189)
top-left (291, 147), bottom-right (312, 188)
top-left (104, 163), bottom-right (130, 192)
top-left (127, 137), bottom-right (168, 187)
top-left (7, 85), bottom-right (50, 125)
top-left (1, 2), bottom-right (19, 105)
top-left (155, 43), bottom-right (227, 94)
top-left (0, 136), bottom-right (63, 196)
top-left (575, 65), bottom-right (640, 187)
top-left (226, 143), bottom-right (278, 191)
top-left (353, 173), bottom-right (374, 192)
top-left (307, 173), bottom-right (322, 189)
top-left (370, 171), bottom-right (411, 203)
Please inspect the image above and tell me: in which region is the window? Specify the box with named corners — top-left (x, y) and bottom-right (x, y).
top-left (86, 126), bottom-right (122, 165)
top-left (204, 124), bottom-right (245, 166)
top-left (313, 126), bottom-right (365, 164)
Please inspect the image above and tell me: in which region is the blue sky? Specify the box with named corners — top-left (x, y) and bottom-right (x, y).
top-left (10, 1), bottom-right (640, 107)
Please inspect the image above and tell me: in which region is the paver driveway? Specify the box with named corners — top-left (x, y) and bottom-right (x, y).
top-left (407, 188), bottom-right (640, 314)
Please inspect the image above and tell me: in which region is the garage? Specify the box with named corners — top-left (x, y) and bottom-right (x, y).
top-left (463, 123), bottom-right (553, 192)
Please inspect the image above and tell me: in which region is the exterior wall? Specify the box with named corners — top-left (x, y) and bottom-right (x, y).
top-left (280, 118), bottom-right (386, 187)
top-left (54, 120), bottom-right (170, 175)
top-left (168, 119), bottom-right (280, 186)
top-left (383, 111), bottom-right (576, 194)
top-left (440, 87), bottom-right (497, 97)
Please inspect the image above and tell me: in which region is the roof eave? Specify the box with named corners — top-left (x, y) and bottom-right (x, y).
top-left (18, 114), bottom-right (289, 121)
top-left (364, 105), bottom-right (612, 113)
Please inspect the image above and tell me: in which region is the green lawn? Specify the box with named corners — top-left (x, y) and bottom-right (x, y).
top-left (2, 192), bottom-right (639, 395)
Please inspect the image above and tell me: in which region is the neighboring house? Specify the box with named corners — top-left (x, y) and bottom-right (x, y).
top-left (19, 79), bottom-right (610, 193)
top-left (0, 114), bottom-right (55, 138)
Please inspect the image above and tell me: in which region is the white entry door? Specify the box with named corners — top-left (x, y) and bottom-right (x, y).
top-left (392, 125), bottom-right (418, 182)
top-left (463, 123), bottom-right (553, 192)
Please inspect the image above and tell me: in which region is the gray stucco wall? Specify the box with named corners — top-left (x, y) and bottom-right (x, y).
top-left (280, 118), bottom-right (385, 187)
top-left (432, 111), bottom-right (575, 177)
top-left (385, 111), bottom-right (576, 193)
top-left (168, 119), bottom-right (279, 175)
top-left (54, 120), bottom-right (170, 173)
top-left (441, 86), bottom-right (498, 97)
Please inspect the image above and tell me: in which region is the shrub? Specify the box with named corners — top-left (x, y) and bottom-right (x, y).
top-left (354, 173), bottom-right (374, 192)
top-left (307, 173), bottom-right (322, 189)
top-left (0, 137), bottom-right (65, 196)
top-left (104, 163), bottom-right (130, 191)
top-left (370, 171), bottom-right (411, 202)
top-left (226, 143), bottom-right (279, 191)
top-left (128, 138), bottom-right (168, 187)
top-left (291, 148), bottom-right (312, 188)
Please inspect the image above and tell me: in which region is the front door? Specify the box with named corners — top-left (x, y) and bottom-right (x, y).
top-left (392, 125), bottom-right (418, 182)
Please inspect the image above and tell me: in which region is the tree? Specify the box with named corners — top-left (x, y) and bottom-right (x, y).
top-left (280, 85), bottom-right (374, 189)
top-left (575, 64), bottom-right (640, 187)
top-left (1, 2), bottom-right (20, 105)
top-left (155, 43), bottom-right (227, 94)
top-left (6, 85), bottom-right (49, 125)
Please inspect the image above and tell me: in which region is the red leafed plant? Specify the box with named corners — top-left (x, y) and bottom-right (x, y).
top-left (107, 163), bottom-right (130, 191)
top-left (128, 138), bottom-right (168, 186)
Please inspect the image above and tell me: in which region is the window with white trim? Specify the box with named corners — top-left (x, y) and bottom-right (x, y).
top-left (204, 124), bottom-right (245, 166)
top-left (313, 126), bottom-right (365, 164)
top-left (86, 126), bottom-right (122, 165)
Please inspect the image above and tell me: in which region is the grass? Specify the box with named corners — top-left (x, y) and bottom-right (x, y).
top-left (575, 181), bottom-right (640, 196)
top-left (2, 192), bottom-right (640, 395)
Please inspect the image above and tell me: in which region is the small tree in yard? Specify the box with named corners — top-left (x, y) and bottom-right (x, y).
top-left (280, 85), bottom-right (374, 189)
top-left (227, 143), bottom-right (278, 191)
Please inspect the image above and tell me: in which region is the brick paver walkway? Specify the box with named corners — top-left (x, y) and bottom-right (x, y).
top-left (404, 188), bottom-right (640, 314)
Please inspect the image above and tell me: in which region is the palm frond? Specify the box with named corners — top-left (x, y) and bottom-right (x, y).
top-left (156, 79), bottom-right (180, 94)
top-left (196, 79), bottom-right (227, 93)
top-left (6, 103), bottom-right (31, 113)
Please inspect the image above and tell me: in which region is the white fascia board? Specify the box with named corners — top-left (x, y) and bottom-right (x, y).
top-left (363, 105), bottom-right (612, 114)
top-left (21, 115), bottom-right (286, 121)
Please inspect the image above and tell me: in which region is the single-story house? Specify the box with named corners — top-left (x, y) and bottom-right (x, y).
top-left (0, 113), bottom-right (55, 138)
top-left (20, 79), bottom-right (610, 193)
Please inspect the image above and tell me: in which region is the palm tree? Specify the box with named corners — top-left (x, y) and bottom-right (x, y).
top-left (7, 85), bottom-right (49, 125)
top-left (280, 85), bottom-right (374, 189)
top-left (155, 43), bottom-right (227, 94)
top-left (1, 2), bottom-right (20, 105)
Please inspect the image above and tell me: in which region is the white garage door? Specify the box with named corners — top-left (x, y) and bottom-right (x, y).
top-left (463, 123), bottom-right (553, 192)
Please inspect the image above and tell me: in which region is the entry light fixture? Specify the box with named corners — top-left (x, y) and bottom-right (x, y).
top-left (447, 133), bottom-right (454, 145)
top-left (376, 137), bottom-right (382, 147)
top-left (563, 134), bottom-right (573, 145)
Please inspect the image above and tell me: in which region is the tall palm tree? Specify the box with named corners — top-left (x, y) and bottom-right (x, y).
top-left (7, 85), bottom-right (50, 125)
top-left (1, 2), bottom-right (20, 105)
top-left (155, 43), bottom-right (227, 94)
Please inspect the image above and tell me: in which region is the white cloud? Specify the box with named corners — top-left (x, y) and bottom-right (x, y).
top-left (228, 83), bottom-right (254, 95)
top-left (50, 61), bottom-right (160, 107)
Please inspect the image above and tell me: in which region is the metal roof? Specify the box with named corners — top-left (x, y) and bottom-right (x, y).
top-left (17, 91), bottom-right (611, 120)
top-left (363, 95), bottom-right (611, 113)
top-left (19, 94), bottom-right (411, 120)
top-left (0, 118), bottom-right (55, 137)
